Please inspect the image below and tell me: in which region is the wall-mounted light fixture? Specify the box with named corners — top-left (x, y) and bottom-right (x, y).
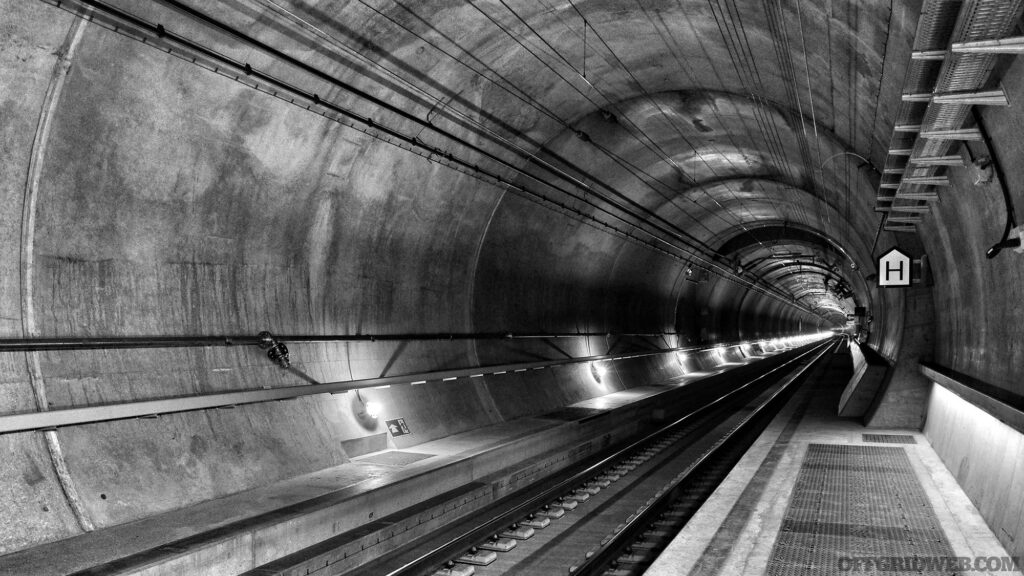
top-left (355, 390), bottom-right (381, 420)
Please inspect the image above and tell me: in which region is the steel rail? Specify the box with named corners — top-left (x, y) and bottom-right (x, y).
top-left (354, 340), bottom-right (832, 576)
top-left (568, 339), bottom-right (834, 575)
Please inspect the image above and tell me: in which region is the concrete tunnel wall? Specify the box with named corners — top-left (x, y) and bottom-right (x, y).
top-left (1, 2), bottom-right (832, 554)
top-left (3, 0), bottom-right (1023, 562)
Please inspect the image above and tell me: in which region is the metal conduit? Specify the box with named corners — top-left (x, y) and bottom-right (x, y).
top-left (0, 331), bottom-right (684, 353)
top-left (0, 337), bottom-right (818, 434)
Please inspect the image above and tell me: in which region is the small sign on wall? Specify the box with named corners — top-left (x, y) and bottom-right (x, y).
top-left (386, 418), bottom-right (411, 437)
top-left (877, 247), bottom-right (912, 287)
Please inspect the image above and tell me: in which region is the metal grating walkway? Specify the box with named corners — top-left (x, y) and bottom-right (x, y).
top-left (766, 444), bottom-right (954, 575)
top-left (862, 434), bottom-right (917, 444)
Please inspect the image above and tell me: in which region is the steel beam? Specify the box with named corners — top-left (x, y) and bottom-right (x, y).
top-left (951, 36), bottom-right (1024, 54)
top-left (920, 128), bottom-right (982, 140)
top-left (896, 192), bottom-right (939, 200)
top-left (889, 205), bottom-right (932, 213)
top-left (911, 50), bottom-right (946, 60)
top-left (903, 176), bottom-right (950, 185)
top-left (910, 155), bottom-right (965, 166)
top-left (932, 88), bottom-right (1008, 105)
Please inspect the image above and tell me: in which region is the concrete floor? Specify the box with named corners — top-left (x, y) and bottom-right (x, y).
top-left (0, 375), bottom-right (710, 575)
top-left (4, 1), bottom-right (1024, 568)
top-left (647, 353), bottom-right (1020, 576)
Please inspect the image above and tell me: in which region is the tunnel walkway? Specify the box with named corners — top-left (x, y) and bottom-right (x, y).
top-left (647, 345), bottom-right (1020, 576)
top-left (0, 346), bottom-right (766, 576)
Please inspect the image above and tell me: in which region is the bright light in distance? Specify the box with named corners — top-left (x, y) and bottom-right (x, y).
top-left (594, 364), bottom-right (608, 377)
top-left (364, 401), bottom-right (382, 419)
top-left (776, 332), bottom-right (833, 347)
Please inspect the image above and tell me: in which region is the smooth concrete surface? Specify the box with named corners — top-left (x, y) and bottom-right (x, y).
top-left (0, 347), bottom-right (776, 575)
top-left (2, 0), bottom-right (1024, 571)
top-left (925, 383), bottom-right (1024, 560)
top-left (837, 342), bottom-right (890, 418)
top-left (0, 391), bottom-right (630, 575)
top-left (647, 355), bottom-right (1019, 576)
top-left (866, 285), bottom-right (935, 429)
top-left (929, 62), bottom-right (1024, 393)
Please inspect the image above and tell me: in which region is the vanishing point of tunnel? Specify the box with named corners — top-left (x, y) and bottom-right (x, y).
top-left (2, 1), bottom-right (1024, 575)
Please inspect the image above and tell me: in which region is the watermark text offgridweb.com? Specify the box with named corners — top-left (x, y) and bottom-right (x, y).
top-left (838, 556), bottom-right (1023, 572)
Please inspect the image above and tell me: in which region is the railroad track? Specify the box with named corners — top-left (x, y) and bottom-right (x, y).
top-left (332, 338), bottom-right (837, 576)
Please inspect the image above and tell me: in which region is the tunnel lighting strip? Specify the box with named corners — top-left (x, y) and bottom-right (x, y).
top-left (39, 0), bottom-right (822, 317)
top-left (0, 335), bottom-right (831, 434)
top-left (918, 361), bottom-right (1024, 436)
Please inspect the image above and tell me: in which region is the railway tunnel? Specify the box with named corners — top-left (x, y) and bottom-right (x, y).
top-left (2, 0), bottom-right (1024, 574)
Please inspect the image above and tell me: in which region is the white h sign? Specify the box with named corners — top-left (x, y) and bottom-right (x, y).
top-left (878, 247), bottom-right (911, 287)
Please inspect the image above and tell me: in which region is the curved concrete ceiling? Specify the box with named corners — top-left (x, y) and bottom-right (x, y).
top-left (13, 0), bottom-right (1024, 563)
top-left (4, 0), bottom-right (920, 356)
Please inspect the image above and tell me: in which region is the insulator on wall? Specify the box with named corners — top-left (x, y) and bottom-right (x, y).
top-left (257, 331), bottom-right (290, 368)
